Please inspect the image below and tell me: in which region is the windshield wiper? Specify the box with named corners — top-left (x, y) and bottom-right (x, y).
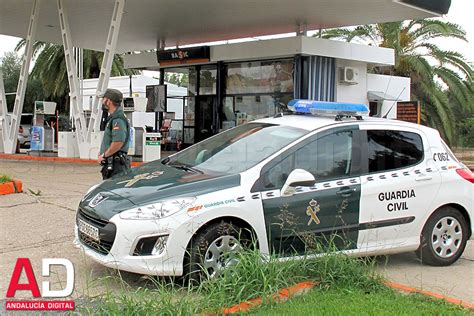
top-left (169, 163), bottom-right (203, 174)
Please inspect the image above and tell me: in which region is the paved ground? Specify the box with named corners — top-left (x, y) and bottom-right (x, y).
top-left (0, 159), bottom-right (472, 304)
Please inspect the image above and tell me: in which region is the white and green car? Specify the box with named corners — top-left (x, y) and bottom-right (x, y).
top-left (75, 100), bottom-right (473, 278)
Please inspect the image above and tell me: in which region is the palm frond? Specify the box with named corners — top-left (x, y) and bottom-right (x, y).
top-left (434, 67), bottom-right (473, 112)
top-left (322, 28), bottom-right (356, 41)
top-left (419, 81), bottom-right (455, 144)
top-left (411, 19), bottom-right (467, 43)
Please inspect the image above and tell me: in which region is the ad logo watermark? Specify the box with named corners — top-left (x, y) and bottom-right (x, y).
top-left (5, 258), bottom-right (75, 311)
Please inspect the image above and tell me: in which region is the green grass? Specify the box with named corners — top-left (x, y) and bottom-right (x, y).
top-left (0, 174), bottom-right (13, 184)
top-left (79, 250), bottom-right (381, 315)
top-left (77, 247), bottom-right (471, 315)
top-left (250, 286), bottom-right (470, 315)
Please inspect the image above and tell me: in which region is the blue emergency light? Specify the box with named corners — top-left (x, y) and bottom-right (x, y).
top-left (287, 99), bottom-right (369, 117)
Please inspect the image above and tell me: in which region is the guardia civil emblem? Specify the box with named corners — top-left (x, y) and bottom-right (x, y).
top-left (117, 171), bottom-right (164, 187)
top-left (306, 199), bottom-right (321, 225)
top-left (89, 193), bottom-right (108, 208)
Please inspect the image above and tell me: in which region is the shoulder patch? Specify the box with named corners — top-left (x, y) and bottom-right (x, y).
top-left (113, 122), bottom-right (120, 130)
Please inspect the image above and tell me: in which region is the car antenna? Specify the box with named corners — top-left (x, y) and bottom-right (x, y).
top-left (382, 87), bottom-right (406, 119)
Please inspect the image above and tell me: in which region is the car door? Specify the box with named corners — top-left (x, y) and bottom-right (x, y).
top-left (357, 125), bottom-right (442, 250)
top-left (252, 125), bottom-right (363, 256)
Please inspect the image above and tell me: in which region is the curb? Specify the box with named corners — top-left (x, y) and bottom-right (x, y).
top-left (210, 280), bottom-right (472, 315)
top-left (0, 180), bottom-right (23, 195)
top-left (0, 154), bottom-right (144, 167)
top-left (215, 281), bottom-right (318, 315)
top-left (384, 281), bottom-right (474, 309)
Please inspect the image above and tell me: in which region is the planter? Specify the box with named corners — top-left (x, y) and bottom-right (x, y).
top-left (0, 180), bottom-right (23, 195)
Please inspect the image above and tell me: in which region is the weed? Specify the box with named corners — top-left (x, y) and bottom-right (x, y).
top-left (27, 188), bottom-right (42, 196)
top-left (79, 244), bottom-right (382, 315)
top-left (0, 174), bottom-right (13, 184)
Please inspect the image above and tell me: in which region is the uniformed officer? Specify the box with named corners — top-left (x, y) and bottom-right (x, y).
top-left (98, 89), bottom-right (131, 179)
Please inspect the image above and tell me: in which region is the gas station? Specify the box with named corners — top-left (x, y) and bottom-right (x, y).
top-left (3, 1), bottom-right (474, 310)
top-left (0, 0), bottom-right (451, 160)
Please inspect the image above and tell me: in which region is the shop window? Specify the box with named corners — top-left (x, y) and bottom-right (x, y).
top-left (220, 97), bottom-right (236, 131)
top-left (233, 94), bottom-right (292, 126)
top-left (164, 68), bottom-right (197, 96)
top-left (226, 60), bottom-right (294, 94)
top-left (199, 66), bottom-right (217, 95)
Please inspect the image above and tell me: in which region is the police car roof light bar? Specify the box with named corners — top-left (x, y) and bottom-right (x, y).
top-left (288, 99), bottom-right (369, 120)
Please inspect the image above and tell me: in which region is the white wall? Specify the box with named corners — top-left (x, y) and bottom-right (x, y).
top-left (367, 73), bottom-right (411, 119)
top-left (335, 61), bottom-right (411, 119)
top-left (367, 74), bottom-right (411, 119)
top-left (335, 59), bottom-right (368, 105)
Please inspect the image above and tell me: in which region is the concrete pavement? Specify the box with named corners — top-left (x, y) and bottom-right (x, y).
top-left (0, 159), bottom-right (472, 304)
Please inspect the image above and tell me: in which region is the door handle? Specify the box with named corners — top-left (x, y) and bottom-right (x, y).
top-left (415, 174), bottom-right (432, 182)
top-left (336, 187), bottom-right (356, 197)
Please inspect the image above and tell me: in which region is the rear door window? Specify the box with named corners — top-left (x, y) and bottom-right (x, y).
top-left (366, 130), bottom-right (424, 173)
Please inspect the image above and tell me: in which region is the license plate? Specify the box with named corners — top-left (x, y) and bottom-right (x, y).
top-left (78, 219), bottom-right (99, 241)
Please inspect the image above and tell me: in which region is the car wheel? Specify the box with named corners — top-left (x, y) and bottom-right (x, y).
top-left (417, 207), bottom-right (468, 266)
top-left (185, 221), bottom-right (252, 283)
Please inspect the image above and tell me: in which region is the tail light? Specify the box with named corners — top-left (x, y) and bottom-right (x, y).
top-left (456, 168), bottom-right (474, 184)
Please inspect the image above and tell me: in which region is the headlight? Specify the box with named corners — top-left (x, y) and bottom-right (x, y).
top-left (119, 197), bottom-right (196, 220)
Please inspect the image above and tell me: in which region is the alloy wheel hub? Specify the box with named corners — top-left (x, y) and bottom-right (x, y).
top-left (203, 235), bottom-right (242, 278)
top-left (431, 216), bottom-right (462, 258)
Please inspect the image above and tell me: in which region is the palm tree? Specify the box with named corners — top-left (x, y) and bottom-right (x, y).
top-left (15, 40), bottom-right (139, 113)
top-left (323, 20), bottom-right (473, 145)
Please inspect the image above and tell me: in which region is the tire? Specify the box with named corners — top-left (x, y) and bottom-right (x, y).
top-left (417, 207), bottom-right (468, 266)
top-left (184, 221), bottom-right (252, 284)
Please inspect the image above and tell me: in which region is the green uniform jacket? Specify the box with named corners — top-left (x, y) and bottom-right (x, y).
top-left (100, 107), bottom-right (130, 155)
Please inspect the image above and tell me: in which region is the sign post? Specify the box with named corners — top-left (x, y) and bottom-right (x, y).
top-left (396, 101), bottom-right (421, 124)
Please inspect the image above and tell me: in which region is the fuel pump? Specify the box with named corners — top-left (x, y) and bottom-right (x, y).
top-left (30, 101), bottom-right (57, 152)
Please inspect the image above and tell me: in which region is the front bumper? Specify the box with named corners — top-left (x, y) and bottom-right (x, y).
top-left (74, 213), bottom-right (188, 276)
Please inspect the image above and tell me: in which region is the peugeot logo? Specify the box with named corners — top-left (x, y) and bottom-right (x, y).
top-left (89, 193), bottom-right (108, 208)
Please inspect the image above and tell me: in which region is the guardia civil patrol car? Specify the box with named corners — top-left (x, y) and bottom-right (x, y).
top-left (75, 100), bottom-right (473, 278)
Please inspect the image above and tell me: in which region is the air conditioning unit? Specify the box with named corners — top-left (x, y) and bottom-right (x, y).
top-left (339, 67), bottom-right (359, 85)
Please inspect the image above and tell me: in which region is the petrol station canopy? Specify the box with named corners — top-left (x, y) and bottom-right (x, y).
top-left (0, 0), bottom-right (450, 53)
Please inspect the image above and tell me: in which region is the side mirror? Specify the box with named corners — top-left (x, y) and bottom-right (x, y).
top-left (281, 169), bottom-right (316, 197)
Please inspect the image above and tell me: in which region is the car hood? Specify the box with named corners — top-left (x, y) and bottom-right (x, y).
top-left (80, 160), bottom-right (241, 219)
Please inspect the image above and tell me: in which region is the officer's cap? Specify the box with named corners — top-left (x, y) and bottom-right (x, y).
top-left (99, 88), bottom-right (123, 105)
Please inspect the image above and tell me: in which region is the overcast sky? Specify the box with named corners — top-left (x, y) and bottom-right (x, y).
top-left (0, 0), bottom-right (472, 63)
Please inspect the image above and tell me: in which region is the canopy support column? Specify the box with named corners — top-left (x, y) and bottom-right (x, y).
top-left (3, 0), bottom-right (40, 154)
top-left (0, 69), bottom-right (8, 152)
top-left (57, 0), bottom-right (88, 158)
top-left (87, 0), bottom-right (126, 142)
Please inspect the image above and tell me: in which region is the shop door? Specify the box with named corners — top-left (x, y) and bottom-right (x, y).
top-left (195, 95), bottom-right (216, 143)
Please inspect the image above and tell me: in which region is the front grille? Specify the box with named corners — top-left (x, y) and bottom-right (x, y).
top-left (77, 208), bottom-right (116, 255)
top-left (78, 208), bottom-right (109, 228)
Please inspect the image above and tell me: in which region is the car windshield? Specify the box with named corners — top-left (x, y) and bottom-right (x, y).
top-left (165, 123), bottom-right (307, 174)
